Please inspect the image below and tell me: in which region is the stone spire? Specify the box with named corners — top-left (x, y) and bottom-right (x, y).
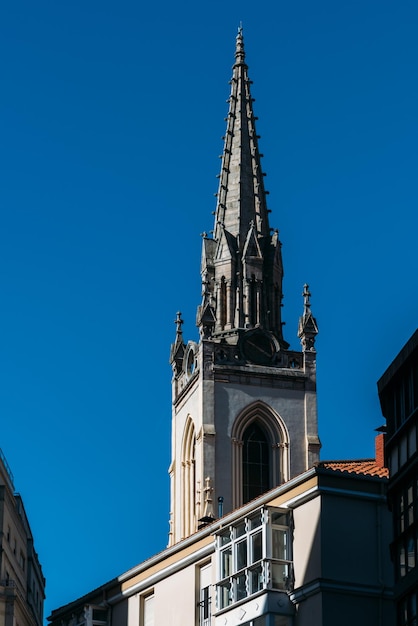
top-left (197, 28), bottom-right (286, 345)
top-left (213, 27), bottom-right (271, 244)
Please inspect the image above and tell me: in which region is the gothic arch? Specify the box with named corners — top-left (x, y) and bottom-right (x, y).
top-left (231, 401), bottom-right (290, 508)
top-left (181, 416), bottom-right (196, 538)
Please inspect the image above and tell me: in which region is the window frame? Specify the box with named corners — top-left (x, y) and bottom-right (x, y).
top-left (215, 506), bottom-right (292, 612)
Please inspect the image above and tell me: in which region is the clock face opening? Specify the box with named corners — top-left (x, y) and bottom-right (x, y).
top-left (240, 329), bottom-right (278, 365)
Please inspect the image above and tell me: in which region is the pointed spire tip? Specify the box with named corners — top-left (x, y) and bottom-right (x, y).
top-left (235, 24), bottom-right (245, 64)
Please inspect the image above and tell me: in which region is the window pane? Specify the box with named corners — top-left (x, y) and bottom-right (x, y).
top-left (144, 595), bottom-right (154, 626)
top-left (271, 562), bottom-right (290, 590)
top-left (219, 530), bottom-right (231, 546)
top-left (251, 531), bottom-right (262, 563)
top-left (218, 582), bottom-right (230, 609)
top-left (400, 436), bottom-right (407, 467)
top-left (235, 522), bottom-right (246, 538)
top-left (200, 563), bottom-right (211, 626)
top-left (272, 528), bottom-right (288, 560)
top-left (400, 493), bottom-right (405, 532)
top-left (399, 545), bottom-right (406, 578)
top-left (200, 586), bottom-right (210, 622)
top-left (248, 512), bottom-right (262, 530)
top-left (221, 547), bottom-right (232, 578)
top-left (249, 564), bottom-right (263, 594)
top-left (411, 593), bottom-right (417, 619)
top-left (391, 447), bottom-right (399, 474)
top-left (271, 511), bottom-right (288, 527)
top-left (243, 423), bottom-right (270, 503)
top-left (407, 536), bottom-right (415, 571)
top-left (407, 485), bottom-right (414, 527)
top-left (92, 610), bottom-right (107, 622)
top-left (236, 539), bottom-right (247, 570)
top-left (409, 424), bottom-right (417, 456)
top-left (233, 573), bottom-right (247, 601)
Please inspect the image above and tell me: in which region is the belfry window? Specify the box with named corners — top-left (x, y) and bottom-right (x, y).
top-left (243, 422), bottom-right (270, 503)
top-left (231, 402), bottom-right (289, 510)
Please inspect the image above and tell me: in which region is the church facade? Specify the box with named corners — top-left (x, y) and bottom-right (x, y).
top-left (49, 30), bottom-right (394, 626)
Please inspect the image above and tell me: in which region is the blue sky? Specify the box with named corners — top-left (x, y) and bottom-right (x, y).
top-left (1, 0), bottom-right (417, 619)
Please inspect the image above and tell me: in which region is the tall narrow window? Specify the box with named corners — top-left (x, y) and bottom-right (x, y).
top-left (143, 594), bottom-right (154, 626)
top-left (182, 417), bottom-right (197, 537)
top-left (220, 277), bottom-right (227, 329)
top-left (199, 563), bottom-right (211, 626)
top-left (250, 276), bottom-right (257, 327)
top-left (243, 422), bottom-right (270, 503)
top-left (231, 402), bottom-right (289, 509)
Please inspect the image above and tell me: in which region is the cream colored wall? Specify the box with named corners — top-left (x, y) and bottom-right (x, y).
top-left (171, 376), bottom-right (201, 543)
top-left (292, 494), bottom-right (322, 588)
top-left (154, 562), bottom-right (196, 625)
top-left (127, 555), bottom-right (215, 626)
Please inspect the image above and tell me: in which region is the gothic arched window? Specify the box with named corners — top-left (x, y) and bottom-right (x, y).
top-left (243, 422), bottom-right (270, 503)
top-left (181, 417), bottom-right (196, 538)
top-left (231, 401), bottom-right (290, 509)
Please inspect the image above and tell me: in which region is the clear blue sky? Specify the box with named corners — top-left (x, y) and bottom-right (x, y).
top-left (1, 0), bottom-right (417, 619)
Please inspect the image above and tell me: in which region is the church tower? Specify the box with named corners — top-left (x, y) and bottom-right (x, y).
top-left (168, 29), bottom-right (320, 545)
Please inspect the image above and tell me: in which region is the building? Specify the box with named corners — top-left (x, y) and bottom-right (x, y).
top-left (49, 29), bottom-right (394, 626)
top-left (168, 26), bottom-right (320, 546)
top-left (48, 455), bottom-right (393, 626)
top-left (378, 329), bottom-right (418, 625)
top-left (0, 448), bottom-right (46, 626)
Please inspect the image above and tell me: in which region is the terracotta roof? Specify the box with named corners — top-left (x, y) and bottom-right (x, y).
top-left (317, 459), bottom-right (389, 479)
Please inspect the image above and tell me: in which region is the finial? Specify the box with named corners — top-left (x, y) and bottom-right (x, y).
top-left (298, 284), bottom-right (318, 352)
top-left (302, 284), bottom-right (311, 315)
top-left (174, 311), bottom-right (183, 335)
top-left (235, 25), bottom-right (245, 64)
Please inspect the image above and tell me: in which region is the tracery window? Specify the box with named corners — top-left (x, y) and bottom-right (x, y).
top-left (231, 402), bottom-right (290, 509)
top-left (243, 422), bottom-right (270, 503)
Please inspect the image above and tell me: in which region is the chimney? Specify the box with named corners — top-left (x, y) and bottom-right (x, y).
top-left (375, 433), bottom-right (386, 468)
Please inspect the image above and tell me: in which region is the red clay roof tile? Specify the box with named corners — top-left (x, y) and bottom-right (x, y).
top-left (317, 459), bottom-right (388, 478)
